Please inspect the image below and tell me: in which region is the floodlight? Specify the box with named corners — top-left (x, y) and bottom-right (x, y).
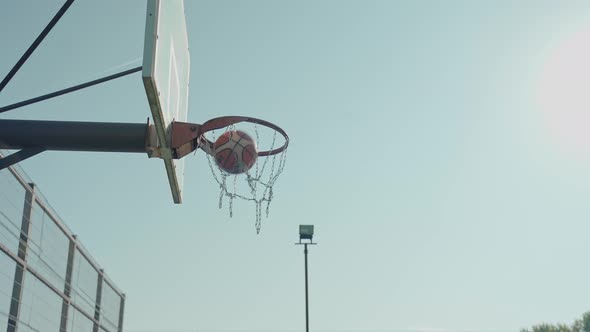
top-left (299, 225), bottom-right (314, 242)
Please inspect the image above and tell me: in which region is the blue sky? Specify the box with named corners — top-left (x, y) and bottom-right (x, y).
top-left (2, 1), bottom-right (590, 331)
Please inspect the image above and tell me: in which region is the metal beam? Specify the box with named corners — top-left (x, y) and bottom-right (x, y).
top-left (0, 148), bottom-right (46, 170)
top-left (0, 119), bottom-right (148, 153)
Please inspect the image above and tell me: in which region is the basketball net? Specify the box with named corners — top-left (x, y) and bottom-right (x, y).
top-left (204, 124), bottom-right (288, 234)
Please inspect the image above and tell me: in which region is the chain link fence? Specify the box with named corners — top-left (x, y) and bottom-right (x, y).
top-left (0, 152), bottom-right (125, 331)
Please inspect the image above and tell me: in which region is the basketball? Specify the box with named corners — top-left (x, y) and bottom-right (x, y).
top-left (214, 130), bottom-right (258, 174)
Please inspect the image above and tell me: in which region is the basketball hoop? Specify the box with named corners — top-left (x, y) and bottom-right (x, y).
top-left (169, 116), bottom-right (288, 233)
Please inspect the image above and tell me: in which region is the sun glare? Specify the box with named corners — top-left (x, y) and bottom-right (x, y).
top-left (535, 24), bottom-right (590, 154)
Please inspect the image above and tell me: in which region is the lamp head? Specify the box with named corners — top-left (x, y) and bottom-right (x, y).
top-left (299, 225), bottom-right (314, 242)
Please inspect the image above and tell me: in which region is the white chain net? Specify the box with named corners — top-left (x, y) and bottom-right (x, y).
top-left (205, 124), bottom-right (288, 234)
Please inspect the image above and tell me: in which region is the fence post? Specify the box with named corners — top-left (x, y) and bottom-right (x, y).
top-left (118, 294), bottom-right (125, 332)
top-left (59, 235), bottom-right (76, 331)
top-left (7, 183), bottom-right (35, 332)
top-left (92, 269), bottom-right (104, 332)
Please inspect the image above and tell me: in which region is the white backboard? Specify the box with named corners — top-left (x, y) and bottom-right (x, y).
top-left (142, 0), bottom-right (190, 203)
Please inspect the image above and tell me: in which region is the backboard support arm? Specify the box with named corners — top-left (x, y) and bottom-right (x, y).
top-left (0, 119), bottom-right (156, 170)
top-left (0, 118), bottom-right (211, 170)
top-left (0, 148), bottom-right (46, 170)
top-left (0, 0), bottom-right (75, 93)
top-left (0, 66), bottom-right (143, 114)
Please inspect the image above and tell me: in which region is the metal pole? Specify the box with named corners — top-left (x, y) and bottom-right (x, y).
top-left (0, 119), bottom-right (148, 153)
top-left (304, 243), bottom-right (309, 332)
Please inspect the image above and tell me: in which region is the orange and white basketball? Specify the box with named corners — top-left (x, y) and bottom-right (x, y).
top-left (214, 130), bottom-right (258, 174)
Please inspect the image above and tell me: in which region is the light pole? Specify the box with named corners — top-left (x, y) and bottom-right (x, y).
top-left (296, 225), bottom-right (316, 332)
